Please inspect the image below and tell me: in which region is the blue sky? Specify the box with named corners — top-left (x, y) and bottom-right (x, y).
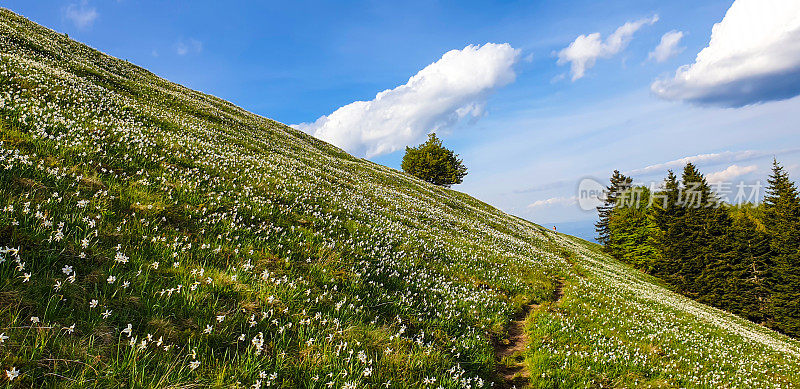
top-left (7, 0), bottom-right (800, 240)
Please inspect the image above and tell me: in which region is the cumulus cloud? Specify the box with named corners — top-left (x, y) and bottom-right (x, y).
top-left (651, 0), bottom-right (800, 107)
top-left (293, 43), bottom-right (520, 158)
top-left (648, 30), bottom-right (685, 62)
top-left (557, 15), bottom-right (658, 80)
top-left (63, 1), bottom-right (98, 29)
top-left (528, 196), bottom-right (578, 209)
top-left (706, 164), bottom-right (758, 183)
top-left (176, 39), bottom-right (203, 56)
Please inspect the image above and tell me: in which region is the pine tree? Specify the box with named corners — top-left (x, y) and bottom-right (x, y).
top-left (595, 170), bottom-right (632, 247)
top-left (763, 159), bottom-right (800, 336)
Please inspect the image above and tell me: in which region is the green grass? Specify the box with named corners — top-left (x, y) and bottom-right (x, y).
top-left (0, 7), bottom-right (799, 388)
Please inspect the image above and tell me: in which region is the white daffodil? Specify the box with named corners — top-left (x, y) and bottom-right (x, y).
top-left (5, 367), bottom-right (19, 381)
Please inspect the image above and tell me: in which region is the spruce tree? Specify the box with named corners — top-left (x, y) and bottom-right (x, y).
top-left (651, 170), bottom-right (681, 280)
top-left (763, 159), bottom-right (800, 336)
top-left (596, 170), bottom-right (632, 247)
top-left (662, 163), bottom-right (728, 296)
top-left (720, 205), bottom-right (771, 323)
top-left (607, 186), bottom-right (661, 269)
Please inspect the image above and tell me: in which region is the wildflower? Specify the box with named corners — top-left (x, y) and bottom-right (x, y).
top-left (107, 275), bottom-right (116, 284)
top-left (216, 315), bottom-right (225, 322)
top-left (89, 299), bottom-right (98, 308)
top-left (122, 323), bottom-right (133, 337)
top-left (22, 273), bottom-right (31, 282)
top-left (30, 316), bottom-right (40, 324)
top-left (101, 309), bottom-right (112, 319)
top-left (62, 265), bottom-right (73, 275)
top-left (64, 324), bottom-right (75, 334)
top-left (189, 360), bottom-right (200, 371)
top-left (252, 332), bottom-right (265, 355)
top-left (5, 367), bottom-right (19, 381)
top-left (0, 333), bottom-right (8, 343)
top-left (204, 325), bottom-right (213, 334)
top-left (114, 252), bottom-right (129, 264)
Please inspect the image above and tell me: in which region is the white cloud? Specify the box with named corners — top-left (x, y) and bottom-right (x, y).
top-left (63, 1), bottom-right (98, 29)
top-left (652, 0), bottom-right (800, 107)
top-left (293, 43), bottom-right (520, 158)
top-left (557, 15), bottom-right (658, 80)
top-left (648, 30), bottom-right (684, 62)
top-left (706, 164), bottom-right (758, 182)
top-left (627, 149), bottom-right (800, 176)
top-left (176, 39), bottom-right (203, 56)
top-left (630, 151), bottom-right (761, 175)
top-left (528, 196), bottom-right (578, 209)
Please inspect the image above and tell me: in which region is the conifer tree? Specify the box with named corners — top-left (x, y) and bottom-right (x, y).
top-left (607, 186), bottom-right (661, 269)
top-left (651, 171), bottom-right (681, 279)
top-left (706, 205), bottom-right (771, 323)
top-left (596, 170), bottom-right (632, 247)
top-left (660, 163), bottom-right (727, 295)
top-left (763, 159), bottom-right (800, 336)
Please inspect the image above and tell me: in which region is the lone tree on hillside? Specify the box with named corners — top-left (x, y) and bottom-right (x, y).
top-left (402, 133), bottom-right (467, 188)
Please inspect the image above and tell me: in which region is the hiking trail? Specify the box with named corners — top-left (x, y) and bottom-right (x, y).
top-left (495, 278), bottom-right (565, 388)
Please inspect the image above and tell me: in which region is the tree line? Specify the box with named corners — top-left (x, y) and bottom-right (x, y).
top-left (596, 160), bottom-right (800, 337)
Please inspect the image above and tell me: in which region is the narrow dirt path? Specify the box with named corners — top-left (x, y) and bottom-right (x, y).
top-left (495, 279), bottom-right (565, 388)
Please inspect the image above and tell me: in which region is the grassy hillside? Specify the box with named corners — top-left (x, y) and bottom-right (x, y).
top-left (0, 8), bottom-right (799, 388)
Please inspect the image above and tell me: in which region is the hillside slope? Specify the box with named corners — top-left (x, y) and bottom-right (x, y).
top-left (0, 9), bottom-right (798, 388)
